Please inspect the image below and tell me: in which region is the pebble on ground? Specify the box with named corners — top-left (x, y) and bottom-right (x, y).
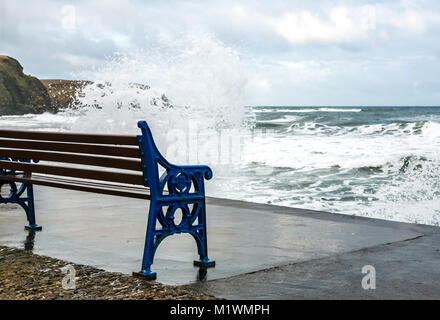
top-left (0, 246), bottom-right (217, 300)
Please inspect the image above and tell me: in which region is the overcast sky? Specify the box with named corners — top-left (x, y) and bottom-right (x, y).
top-left (1, 0), bottom-right (440, 106)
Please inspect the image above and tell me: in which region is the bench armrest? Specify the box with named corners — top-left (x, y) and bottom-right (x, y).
top-left (177, 165), bottom-right (213, 180)
top-left (137, 121), bottom-right (213, 198)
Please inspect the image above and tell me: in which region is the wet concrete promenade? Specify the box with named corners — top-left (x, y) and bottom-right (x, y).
top-left (0, 187), bottom-right (439, 299)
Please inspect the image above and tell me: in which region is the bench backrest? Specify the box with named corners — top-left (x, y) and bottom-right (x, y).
top-left (0, 129), bottom-right (145, 186)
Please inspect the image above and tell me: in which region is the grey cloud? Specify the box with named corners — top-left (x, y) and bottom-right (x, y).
top-left (1, 0), bottom-right (439, 105)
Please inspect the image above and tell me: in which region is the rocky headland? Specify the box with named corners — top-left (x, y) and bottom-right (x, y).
top-left (0, 55), bottom-right (57, 115)
top-left (0, 55), bottom-right (171, 116)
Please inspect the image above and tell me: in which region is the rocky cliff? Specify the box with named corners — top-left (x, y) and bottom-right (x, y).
top-left (0, 55), bottom-right (55, 115)
top-left (40, 79), bottom-right (90, 111)
top-left (1, 56), bottom-right (170, 115)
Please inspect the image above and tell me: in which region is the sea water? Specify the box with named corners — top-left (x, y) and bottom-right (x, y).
top-left (1, 35), bottom-right (439, 226)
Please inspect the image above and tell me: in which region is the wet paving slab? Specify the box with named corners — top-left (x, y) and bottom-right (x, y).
top-left (188, 233), bottom-right (440, 299)
top-left (0, 186), bottom-right (437, 286)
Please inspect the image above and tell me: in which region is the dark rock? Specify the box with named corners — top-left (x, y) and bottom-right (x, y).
top-left (0, 55), bottom-right (56, 115)
top-left (40, 79), bottom-right (91, 110)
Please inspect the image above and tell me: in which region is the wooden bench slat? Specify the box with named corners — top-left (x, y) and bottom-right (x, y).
top-left (0, 160), bottom-right (145, 185)
top-left (0, 174), bottom-right (150, 200)
top-left (0, 149), bottom-right (142, 171)
top-left (0, 129), bottom-right (138, 145)
top-left (0, 139), bottom-right (141, 158)
top-left (29, 174), bottom-right (168, 194)
top-left (28, 174), bottom-right (152, 192)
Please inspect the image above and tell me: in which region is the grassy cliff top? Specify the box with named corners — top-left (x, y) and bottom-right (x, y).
top-left (0, 55), bottom-right (23, 72)
top-left (0, 55), bottom-right (55, 115)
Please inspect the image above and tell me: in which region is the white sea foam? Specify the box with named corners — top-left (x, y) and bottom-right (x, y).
top-left (0, 112), bottom-right (76, 131)
top-left (259, 115), bottom-right (298, 124)
top-left (285, 120), bottom-right (440, 137)
top-left (253, 107), bottom-right (362, 113)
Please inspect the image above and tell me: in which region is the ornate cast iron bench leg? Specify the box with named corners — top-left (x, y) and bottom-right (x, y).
top-left (135, 202), bottom-right (160, 280)
top-left (193, 200), bottom-right (215, 268)
top-left (22, 184), bottom-right (42, 231)
top-left (137, 199), bottom-right (215, 280)
top-left (0, 180), bottom-right (42, 231)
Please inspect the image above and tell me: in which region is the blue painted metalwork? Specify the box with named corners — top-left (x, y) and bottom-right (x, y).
top-left (0, 157), bottom-right (42, 230)
top-left (137, 120), bottom-right (215, 280)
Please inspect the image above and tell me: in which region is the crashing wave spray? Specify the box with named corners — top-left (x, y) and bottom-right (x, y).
top-left (64, 34), bottom-right (253, 164)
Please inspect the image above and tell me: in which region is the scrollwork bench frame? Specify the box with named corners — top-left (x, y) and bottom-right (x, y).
top-left (0, 120), bottom-right (215, 280)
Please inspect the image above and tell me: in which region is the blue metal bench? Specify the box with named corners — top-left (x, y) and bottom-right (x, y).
top-left (0, 120), bottom-right (215, 280)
